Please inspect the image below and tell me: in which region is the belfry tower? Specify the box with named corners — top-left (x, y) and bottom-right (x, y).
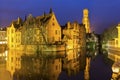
top-left (82, 9), bottom-right (91, 33)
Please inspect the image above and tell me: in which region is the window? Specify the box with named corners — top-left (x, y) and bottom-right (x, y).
top-left (53, 18), bottom-right (54, 20)
top-left (11, 29), bottom-right (14, 33)
top-left (18, 58), bottom-right (20, 61)
top-left (11, 37), bottom-right (13, 42)
top-left (11, 57), bottom-right (13, 62)
top-left (56, 65), bottom-right (58, 70)
top-left (55, 30), bottom-right (57, 34)
top-left (52, 23), bottom-right (55, 26)
top-left (11, 45), bottom-right (13, 47)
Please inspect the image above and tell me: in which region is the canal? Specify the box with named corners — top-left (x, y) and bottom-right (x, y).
top-left (0, 48), bottom-right (115, 80)
top-left (0, 48), bottom-right (86, 80)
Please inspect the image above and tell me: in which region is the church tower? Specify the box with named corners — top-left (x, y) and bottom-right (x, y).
top-left (82, 9), bottom-right (91, 33)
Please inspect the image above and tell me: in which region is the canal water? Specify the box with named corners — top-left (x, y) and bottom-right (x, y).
top-left (0, 48), bottom-right (86, 80)
top-left (0, 48), bottom-right (114, 80)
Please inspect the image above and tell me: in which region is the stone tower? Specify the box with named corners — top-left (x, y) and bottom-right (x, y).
top-left (82, 9), bottom-right (91, 33)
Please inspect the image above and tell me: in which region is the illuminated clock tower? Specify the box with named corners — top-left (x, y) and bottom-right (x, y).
top-left (82, 9), bottom-right (91, 33)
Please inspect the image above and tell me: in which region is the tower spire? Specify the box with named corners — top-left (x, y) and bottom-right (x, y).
top-left (82, 9), bottom-right (91, 33)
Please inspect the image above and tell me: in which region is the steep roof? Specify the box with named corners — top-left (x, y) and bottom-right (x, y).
top-left (36, 13), bottom-right (53, 26)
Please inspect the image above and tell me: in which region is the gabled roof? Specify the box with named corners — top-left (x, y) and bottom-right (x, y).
top-left (36, 13), bottom-right (53, 26)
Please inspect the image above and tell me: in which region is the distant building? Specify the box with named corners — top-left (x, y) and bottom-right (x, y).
top-left (22, 10), bottom-right (61, 45)
top-left (107, 23), bottom-right (120, 48)
top-left (62, 21), bottom-right (86, 60)
top-left (86, 32), bottom-right (99, 56)
top-left (7, 9), bottom-right (62, 50)
top-left (62, 21), bottom-right (86, 75)
top-left (6, 18), bottom-right (23, 75)
top-left (0, 27), bottom-right (7, 52)
top-left (7, 17), bottom-right (23, 50)
top-left (79, 24), bottom-right (86, 48)
top-left (0, 27), bottom-right (7, 44)
top-left (6, 9), bottom-right (62, 76)
top-left (82, 9), bottom-right (91, 33)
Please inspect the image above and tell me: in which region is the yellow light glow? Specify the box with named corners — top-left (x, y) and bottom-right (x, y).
top-left (0, 54), bottom-right (2, 57)
top-left (5, 50), bottom-right (8, 56)
top-left (5, 57), bottom-right (7, 61)
top-left (112, 67), bottom-right (119, 73)
top-left (0, 41), bottom-right (7, 44)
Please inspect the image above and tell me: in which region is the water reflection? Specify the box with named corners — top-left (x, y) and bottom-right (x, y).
top-left (6, 47), bottom-right (87, 80)
top-left (6, 50), bottom-right (23, 76)
top-left (3, 46), bottom-right (114, 80)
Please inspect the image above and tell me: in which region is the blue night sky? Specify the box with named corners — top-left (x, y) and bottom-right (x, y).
top-left (0, 0), bottom-right (120, 33)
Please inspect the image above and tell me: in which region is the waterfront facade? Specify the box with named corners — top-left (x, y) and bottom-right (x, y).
top-left (0, 27), bottom-right (7, 52)
top-left (7, 17), bottom-right (22, 50)
top-left (62, 21), bottom-right (86, 75)
top-left (6, 9), bottom-right (63, 76)
top-left (0, 27), bottom-right (7, 44)
top-left (108, 23), bottom-right (120, 48)
top-left (21, 10), bottom-right (61, 46)
top-left (6, 9), bottom-right (87, 79)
